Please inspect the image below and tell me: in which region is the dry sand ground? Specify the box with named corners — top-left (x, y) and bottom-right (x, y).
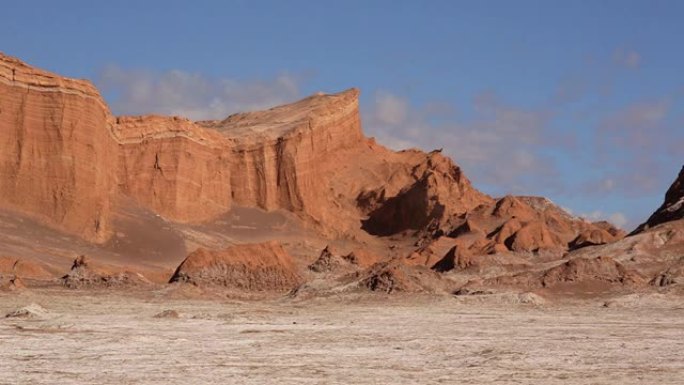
top-left (1, 290), bottom-right (683, 384)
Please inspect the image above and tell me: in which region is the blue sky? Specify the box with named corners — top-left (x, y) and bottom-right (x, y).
top-left (2, 0), bottom-right (682, 229)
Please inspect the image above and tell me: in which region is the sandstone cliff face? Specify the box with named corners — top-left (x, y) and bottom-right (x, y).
top-left (115, 115), bottom-right (233, 222)
top-left (114, 89), bottom-right (367, 232)
top-left (0, 53), bottom-right (392, 240)
top-left (201, 89), bottom-right (364, 215)
top-left (0, 53), bottom-right (116, 242)
top-left (633, 166), bottom-right (684, 233)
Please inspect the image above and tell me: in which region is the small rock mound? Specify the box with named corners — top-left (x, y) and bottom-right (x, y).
top-left (569, 228), bottom-right (619, 250)
top-left (169, 241), bottom-right (301, 291)
top-left (308, 246), bottom-right (381, 273)
top-left (360, 259), bottom-right (443, 294)
top-left (516, 292), bottom-right (546, 305)
top-left (492, 195), bottom-right (537, 221)
top-left (651, 257), bottom-right (684, 287)
top-left (308, 246), bottom-right (350, 273)
top-left (154, 309), bottom-right (180, 319)
top-left (0, 275), bottom-right (26, 291)
top-left (61, 255), bottom-right (150, 289)
top-left (5, 303), bottom-right (49, 319)
top-left (541, 256), bottom-right (645, 288)
top-left (0, 256), bottom-right (56, 281)
top-left (342, 249), bottom-right (381, 268)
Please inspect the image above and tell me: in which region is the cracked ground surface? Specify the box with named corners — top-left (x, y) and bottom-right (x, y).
top-left (1, 290), bottom-right (683, 384)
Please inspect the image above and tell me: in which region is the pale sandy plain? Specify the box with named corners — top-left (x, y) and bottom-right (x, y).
top-left (1, 289), bottom-right (683, 384)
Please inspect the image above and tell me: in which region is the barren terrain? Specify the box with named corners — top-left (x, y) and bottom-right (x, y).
top-left (2, 290), bottom-right (683, 384)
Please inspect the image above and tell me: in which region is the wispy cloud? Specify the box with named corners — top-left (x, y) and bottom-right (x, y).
top-left (580, 210), bottom-right (629, 229)
top-left (586, 97), bottom-right (680, 198)
top-left (97, 65), bottom-right (302, 120)
top-left (366, 89), bottom-right (560, 193)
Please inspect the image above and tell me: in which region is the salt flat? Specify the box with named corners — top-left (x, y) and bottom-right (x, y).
top-left (1, 290), bottom-right (683, 385)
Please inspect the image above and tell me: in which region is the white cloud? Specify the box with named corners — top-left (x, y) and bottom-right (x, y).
top-left (365, 89), bottom-right (558, 191)
top-left (608, 212), bottom-right (628, 228)
top-left (373, 91), bottom-right (409, 125)
top-left (601, 179), bottom-right (615, 191)
top-left (97, 65), bottom-right (302, 120)
top-left (579, 210), bottom-right (628, 228)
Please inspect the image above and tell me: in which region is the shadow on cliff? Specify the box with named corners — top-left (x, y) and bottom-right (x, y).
top-left (360, 182), bottom-right (445, 237)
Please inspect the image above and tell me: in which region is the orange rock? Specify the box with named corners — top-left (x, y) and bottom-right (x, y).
top-left (61, 255), bottom-right (151, 289)
top-left (569, 228), bottom-right (619, 250)
top-left (0, 53), bottom-right (116, 242)
top-left (0, 256), bottom-right (56, 280)
top-left (342, 249), bottom-right (382, 269)
top-left (506, 222), bottom-right (564, 252)
top-left (359, 258), bottom-right (443, 294)
top-left (492, 195), bottom-right (537, 221)
top-left (170, 241), bottom-right (301, 291)
top-left (431, 245), bottom-right (473, 272)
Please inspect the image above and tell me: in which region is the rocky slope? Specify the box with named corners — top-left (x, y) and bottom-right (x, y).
top-left (633, 166), bottom-right (684, 233)
top-left (450, 166), bottom-right (684, 296)
top-left (0, 52), bottom-right (490, 243)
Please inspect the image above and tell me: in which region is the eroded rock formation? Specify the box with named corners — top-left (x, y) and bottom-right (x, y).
top-left (169, 241), bottom-right (302, 291)
top-left (0, 54), bottom-right (116, 242)
top-left (0, 52), bottom-right (493, 243)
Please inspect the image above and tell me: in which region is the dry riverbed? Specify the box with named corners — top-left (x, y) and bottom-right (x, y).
top-left (1, 289), bottom-right (683, 384)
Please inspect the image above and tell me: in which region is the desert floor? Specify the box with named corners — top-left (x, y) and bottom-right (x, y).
top-left (1, 289), bottom-right (683, 384)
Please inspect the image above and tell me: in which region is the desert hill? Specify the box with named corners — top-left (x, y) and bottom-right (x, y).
top-left (1, 51), bottom-right (682, 299)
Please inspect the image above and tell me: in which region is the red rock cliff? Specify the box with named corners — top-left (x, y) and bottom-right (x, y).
top-left (0, 53), bottom-right (116, 242)
top-left (0, 53), bottom-right (491, 242)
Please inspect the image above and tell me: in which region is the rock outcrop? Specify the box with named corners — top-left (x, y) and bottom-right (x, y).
top-left (459, 256), bottom-right (645, 294)
top-left (61, 255), bottom-right (150, 289)
top-left (359, 258), bottom-right (444, 294)
top-left (0, 256), bottom-right (56, 280)
top-left (651, 257), bottom-right (684, 287)
top-left (633, 166), bottom-right (684, 233)
top-left (169, 241), bottom-right (301, 291)
top-left (1, 52), bottom-right (493, 243)
top-left (359, 151), bottom-right (491, 236)
top-left (414, 195), bottom-right (624, 263)
top-left (0, 53), bottom-right (116, 242)
top-left (308, 246), bottom-right (381, 273)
